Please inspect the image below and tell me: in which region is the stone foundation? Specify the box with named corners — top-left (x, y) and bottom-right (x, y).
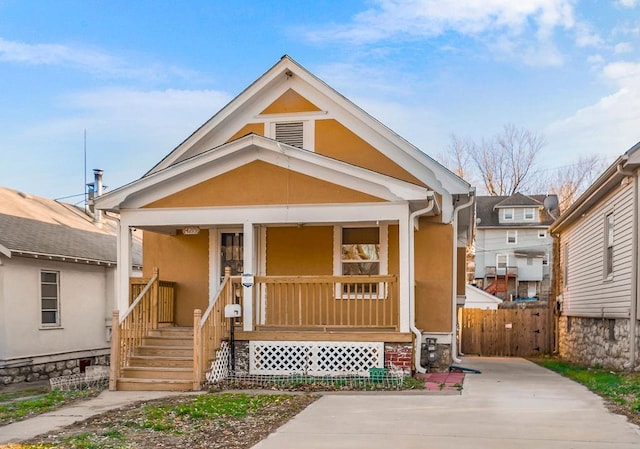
top-left (0, 355), bottom-right (109, 386)
top-left (558, 316), bottom-right (640, 370)
top-left (384, 343), bottom-right (412, 375)
top-left (233, 341), bottom-right (250, 375)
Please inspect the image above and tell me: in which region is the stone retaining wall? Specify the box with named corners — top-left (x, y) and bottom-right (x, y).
top-left (558, 316), bottom-right (640, 370)
top-left (0, 355), bottom-right (109, 386)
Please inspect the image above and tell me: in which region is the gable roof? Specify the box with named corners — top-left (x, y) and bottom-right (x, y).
top-left (96, 133), bottom-right (435, 212)
top-left (0, 187), bottom-right (141, 266)
top-left (145, 55), bottom-right (470, 198)
top-left (552, 141), bottom-right (640, 232)
top-left (494, 192), bottom-right (543, 208)
top-left (477, 193), bottom-right (557, 227)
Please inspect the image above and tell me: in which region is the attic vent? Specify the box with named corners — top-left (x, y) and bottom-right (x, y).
top-left (275, 121), bottom-right (304, 148)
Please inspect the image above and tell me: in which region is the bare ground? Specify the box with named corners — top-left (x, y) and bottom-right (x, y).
top-left (13, 393), bottom-right (318, 449)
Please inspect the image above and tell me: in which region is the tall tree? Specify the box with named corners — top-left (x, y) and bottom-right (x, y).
top-left (437, 124), bottom-right (605, 210)
top-left (542, 155), bottom-right (607, 212)
top-left (468, 124), bottom-right (544, 196)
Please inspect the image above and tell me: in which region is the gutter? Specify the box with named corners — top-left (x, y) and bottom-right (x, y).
top-left (409, 193), bottom-right (440, 373)
top-left (618, 162), bottom-right (638, 371)
top-left (450, 190), bottom-right (476, 364)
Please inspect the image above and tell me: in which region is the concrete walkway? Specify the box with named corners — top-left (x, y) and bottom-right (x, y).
top-left (252, 357), bottom-right (640, 449)
top-left (1, 358), bottom-right (639, 448)
top-left (0, 390), bottom-right (190, 445)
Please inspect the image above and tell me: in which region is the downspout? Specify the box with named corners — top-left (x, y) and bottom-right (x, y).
top-left (450, 191), bottom-right (476, 364)
top-left (618, 161), bottom-right (638, 371)
top-left (409, 193), bottom-right (440, 373)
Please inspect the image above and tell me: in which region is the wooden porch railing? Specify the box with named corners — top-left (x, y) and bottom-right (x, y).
top-left (193, 267), bottom-right (240, 389)
top-left (109, 268), bottom-right (175, 390)
top-left (250, 275), bottom-right (398, 330)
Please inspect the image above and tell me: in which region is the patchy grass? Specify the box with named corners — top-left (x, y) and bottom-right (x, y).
top-left (10, 392), bottom-right (318, 449)
top-left (534, 358), bottom-right (640, 425)
top-left (0, 388), bottom-right (101, 426)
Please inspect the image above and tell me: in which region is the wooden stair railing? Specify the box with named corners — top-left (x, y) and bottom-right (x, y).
top-left (110, 268), bottom-right (175, 391)
top-left (193, 267), bottom-right (238, 390)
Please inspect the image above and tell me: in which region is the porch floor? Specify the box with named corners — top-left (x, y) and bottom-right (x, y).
top-left (234, 327), bottom-right (412, 343)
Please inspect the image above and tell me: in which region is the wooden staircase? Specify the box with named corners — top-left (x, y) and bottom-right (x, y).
top-left (116, 327), bottom-right (194, 391)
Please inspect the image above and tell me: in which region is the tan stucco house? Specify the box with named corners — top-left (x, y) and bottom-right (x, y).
top-left (96, 56), bottom-right (474, 391)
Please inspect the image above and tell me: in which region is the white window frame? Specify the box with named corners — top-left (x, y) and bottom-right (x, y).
top-left (40, 270), bottom-right (60, 328)
top-left (524, 208), bottom-right (535, 221)
top-left (538, 230), bottom-right (547, 239)
top-left (333, 224), bottom-right (388, 299)
top-left (496, 254), bottom-right (508, 275)
top-left (604, 212), bottom-right (614, 279)
top-left (542, 252), bottom-right (549, 266)
top-left (267, 119), bottom-right (315, 151)
top-left (502, 208), bottom-right (514, 221)
top-left (506, 230), bottom-right (517, 244)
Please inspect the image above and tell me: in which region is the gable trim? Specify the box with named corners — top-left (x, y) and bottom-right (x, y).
top-left (96, 134), bottom-right (432, 211)
top-left (146, 56), bottom-right (470, 198)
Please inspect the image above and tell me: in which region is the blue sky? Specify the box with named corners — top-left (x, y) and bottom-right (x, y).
top-left (1, 0), bottom-right (639, 200)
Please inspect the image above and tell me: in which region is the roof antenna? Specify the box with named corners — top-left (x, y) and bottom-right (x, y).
top-left (83, 129), bottom-right (87, 213)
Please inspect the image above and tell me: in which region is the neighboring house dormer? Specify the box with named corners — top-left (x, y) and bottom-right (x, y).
top-left (494, 192), bottom-right (545, 224)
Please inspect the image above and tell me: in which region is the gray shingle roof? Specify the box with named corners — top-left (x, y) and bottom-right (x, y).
top-left (476, 193), bottom-right (558, 227)
top-left (0, 213), bottom-right (117, 262)
top-left (0, 187), bottom-right (141, 266)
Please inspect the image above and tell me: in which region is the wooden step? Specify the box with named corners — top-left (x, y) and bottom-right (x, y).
top-left (116, 378), bottom-right (194, 392)
top-left (135, 345), bottom-right (193, 357)
top-left (142, 336), bottom-right (193, 346)
top-left (128, 355), bottom-right (193, 368)
top-left (121, 366), bottom-right (192, 380)
top-left (148, 328), bottom-right (194, 338)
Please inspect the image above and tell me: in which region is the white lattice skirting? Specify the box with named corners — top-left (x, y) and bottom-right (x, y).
top-left (206, 341), bottom-right (231, 383)
top-left (249, 341), bottom-right (384, 376)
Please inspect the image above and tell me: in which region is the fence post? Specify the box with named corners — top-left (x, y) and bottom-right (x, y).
top-left (193, 308), bottom-right (202, 391)
top-left (151, 267), bottom-right (159, 330)
top-left (109, 310), bottom-right (120, 391)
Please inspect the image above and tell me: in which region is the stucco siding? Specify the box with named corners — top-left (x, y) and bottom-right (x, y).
top-left (561, 182), bottom-right (634, 317)
top-left (0, 257), bottom-right (112, 361)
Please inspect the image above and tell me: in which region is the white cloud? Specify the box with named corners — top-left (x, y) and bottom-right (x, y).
top-left (304, 0), bottom-right (576, 65)
top-left (0, 37), bottom-right (202, 82)
top-left (0, 87), bottom-right (232, 197)
top-left (617, 0), bottom-right (638, 7)
top-left (614, 41), bottom-right (633, 54)
top-left (545, 60), bottom-right (640, 164)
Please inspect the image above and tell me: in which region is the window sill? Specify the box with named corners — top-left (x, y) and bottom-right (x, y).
top-left (39, 326), bottom-right (63, 330)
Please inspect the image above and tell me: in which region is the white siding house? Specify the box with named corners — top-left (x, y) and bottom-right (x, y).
top-left (551, 142), bottom-right (640, 370)
top-left (0, 184), bottom-right (141, 385)
top-left (474, 193), bottom-right (557, 302)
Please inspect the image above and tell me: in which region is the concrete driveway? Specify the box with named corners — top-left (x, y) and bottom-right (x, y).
top-left (252, 357), bottom-right (640, 449)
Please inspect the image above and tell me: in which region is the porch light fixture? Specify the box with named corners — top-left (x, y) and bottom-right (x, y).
top-left (182, 226), bottom-right (200, 235)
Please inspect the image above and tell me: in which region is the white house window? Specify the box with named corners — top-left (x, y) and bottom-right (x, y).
top-left (524, 208), bottom-right (535, 220)
top-left (496, 254), bottom-right (508, 275)
top-left (41, 271), bottom-right (60, 326)
top-left (605, 213), bottom-right (614, 278)
top-left (334, 225), bottom-right (388, 297)
top-left (538, 230), bottom-right (547, 238)
top-left (506, 230), bottom-right (517, 244)
top-left (503, 209), bottom-right (514, 221)
top-left (275, 121), bottom-right (304, 148)
top-left (542, 253), bottom-right (549, 265)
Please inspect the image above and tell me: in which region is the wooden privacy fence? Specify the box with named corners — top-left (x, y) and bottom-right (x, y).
top-left (461, 307), bottom-right (551, 357)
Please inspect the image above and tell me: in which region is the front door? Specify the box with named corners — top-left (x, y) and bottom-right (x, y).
top-left (220, 232), bottom-right (243, 281)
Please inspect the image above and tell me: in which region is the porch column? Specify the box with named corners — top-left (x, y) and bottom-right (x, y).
top-left (117, 222), bottom-right (133, 314)
top-left (398, 213), bottom-right (410, 332)
top-left (242, 220), bottom-right (254, 332)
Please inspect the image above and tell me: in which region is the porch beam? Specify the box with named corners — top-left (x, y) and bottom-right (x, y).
top-left (243, 221), bottom-right (254, 332)
top-left (398, 212), bottom-right (410, 333)
top-left (116, 224), bottom-right (133, 314)
top-left (119, 202), bottom-right (409, 228)
top-left (234, 330), bottom-right (413, 343)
